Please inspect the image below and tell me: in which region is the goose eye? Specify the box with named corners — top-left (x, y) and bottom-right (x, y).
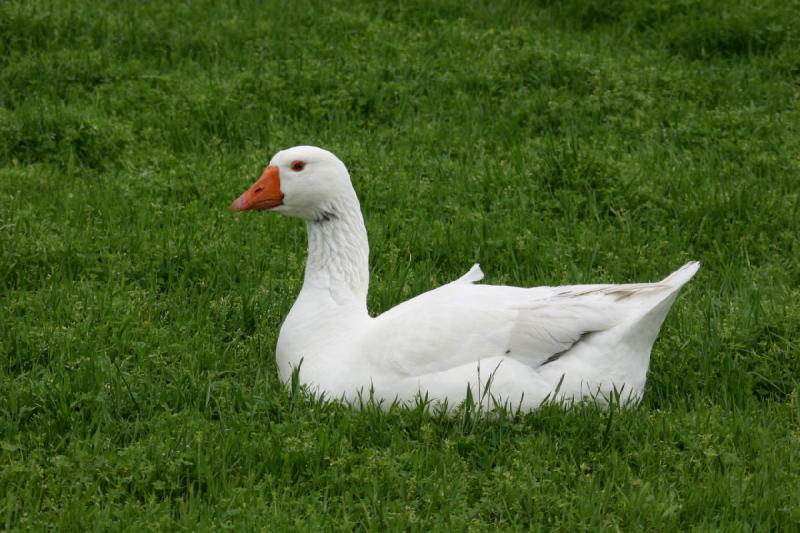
top-left (290, 160), bottom-right (306, 172)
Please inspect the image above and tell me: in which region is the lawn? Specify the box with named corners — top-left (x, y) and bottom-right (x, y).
top-left (1, 0), bottom-right (799, 529)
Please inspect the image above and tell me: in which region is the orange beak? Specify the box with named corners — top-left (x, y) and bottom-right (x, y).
top-left (229, 165), bottom-right (284, 212)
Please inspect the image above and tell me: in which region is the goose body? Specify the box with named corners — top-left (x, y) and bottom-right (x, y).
top-left (231, 146), bottom-right (698, 410)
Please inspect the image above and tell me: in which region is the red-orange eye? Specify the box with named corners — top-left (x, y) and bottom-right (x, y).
top-left (291, 160), bottom-right (305, 172)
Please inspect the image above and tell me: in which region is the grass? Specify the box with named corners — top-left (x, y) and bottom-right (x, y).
top-left (1, 0), bottom-right (799, 529)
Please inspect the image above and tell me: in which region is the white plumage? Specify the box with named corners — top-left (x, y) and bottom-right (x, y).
top-left (230, 146), bottom-right (699, 410)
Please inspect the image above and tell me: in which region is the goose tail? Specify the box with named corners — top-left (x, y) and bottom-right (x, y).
top-left (608, 261), bottom-right (700, 395)
top-left (543, 261), bottom-right (700, 403)
top-left (621, 260), bottom-right (700, 357)
top-left (661, 261), bottom-right (701, 289)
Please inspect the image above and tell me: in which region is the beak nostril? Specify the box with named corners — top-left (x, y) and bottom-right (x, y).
top-left (254, 186), bottom-right (264, 193)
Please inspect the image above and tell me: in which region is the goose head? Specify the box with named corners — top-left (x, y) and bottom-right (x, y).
top-left (229, 145), bottom-right (354, 220)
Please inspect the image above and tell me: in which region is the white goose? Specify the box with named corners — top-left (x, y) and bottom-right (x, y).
top-left (230, 146), bottom-right (699, 410)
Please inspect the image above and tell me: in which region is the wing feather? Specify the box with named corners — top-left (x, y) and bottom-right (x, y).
top-left (364, 273), bottom-right (668, 377)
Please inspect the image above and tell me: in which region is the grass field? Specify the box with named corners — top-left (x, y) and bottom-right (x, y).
top-left (2, 0), bottom-right (799, 529)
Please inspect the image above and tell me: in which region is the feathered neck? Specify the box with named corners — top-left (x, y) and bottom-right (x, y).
top-left (302, 193), bottom-right (370, 306)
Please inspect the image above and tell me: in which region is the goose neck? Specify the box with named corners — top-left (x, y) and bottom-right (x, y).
top-left (303, 195), bottom-right (370, 304)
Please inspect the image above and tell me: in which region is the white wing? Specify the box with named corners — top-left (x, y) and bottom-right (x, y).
top-left (364, 264), bottom-right (682, 378)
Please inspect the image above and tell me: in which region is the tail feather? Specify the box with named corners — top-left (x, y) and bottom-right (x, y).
top-left (540, 261), bottom-right (700, 401)
top-left (662, 261), bottom-right (700, 288)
